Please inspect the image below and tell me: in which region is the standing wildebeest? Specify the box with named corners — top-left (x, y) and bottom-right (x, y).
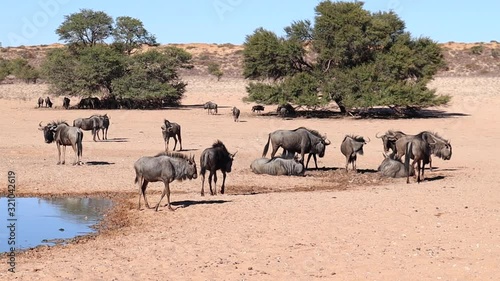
top-left (45, 96), bottom-right (53, 108)
top-left (63, 97), bottom-right (70, 109)
top-left (90, 114), bottom-right (110, 140)
top-left (38, 121), bottom-right (83, 165)
top-left (161, 119), bottom-right (182, 151)
top-left (73, 116), bottom-right (102, 141)
top-left (37, 97), bottom-right (44, 107)
top-left (134, 152), bottom-right (197, 211)
top-left (204, 101), bottom-right (218, 114)
top-left (276, 103), bottom-right (295, 117)
top-left (398, 131), bottom-right (452, 183)
top-left (376, 130), bottom-right (407, 156)
top-left (395, 131), bottom-right (452, 172)
top-left (250, 157), bottom-right (304, 176)
top-left (232, 107), bottom-right (240, 122)
top-left (200, 140), bottom-right (235, 196)
top-left (251, 105), bottom-right (265, 113)
top-left (262, 127), bottom-right (331, 169)
top-left (340, 135), bottom-right (370, 172)
top-left (378, 153), bottom-right (415, 178)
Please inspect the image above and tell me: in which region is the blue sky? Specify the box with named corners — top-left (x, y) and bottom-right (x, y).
top-left (0, 0), bottom-right (498, 47)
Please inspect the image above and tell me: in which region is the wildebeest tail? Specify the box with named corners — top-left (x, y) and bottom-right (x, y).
top-left (262, 133), bottom-right (271, 157)
top-left (77, 130), bottom-right (83, 158)
top-left (404, 141), bottom-right (413, 177)
top-left (199, 153), bottom-right (208, 176)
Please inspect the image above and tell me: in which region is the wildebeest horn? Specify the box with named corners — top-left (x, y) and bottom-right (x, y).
top-left (366, 136), bottom-right (371, 143)
top-left (375, 132), bottom-right (383, 138)
top-left (39, 121), bottom-right (43, 127)
top-left (232, 151), bottom-right (238, 157)
top-left (324, 138), bottom-right (331, 145)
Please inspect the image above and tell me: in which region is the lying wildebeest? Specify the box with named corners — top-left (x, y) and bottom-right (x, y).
top-left (277, 103), bottom-right (295, 117)
top-left (73, 116), bottom-right (102, 141)
top-left (251, 105), bottom-right (265, 113)
top-left (45, 96), bottom-right (53, 108)
top-left (204, 101), bottom-right (218, 114)
top-left (134, 152), bottom-right (197, 211)
top-left (37, 97), bottom-right (44, 107)
top-left (232, 107), bottom-right (240, 122)
top-left (63, 97), bottom-right (70, 109)
top-left (395, 131), bottom-right (452, 172)
top-left (378, 153), bottom-right (415, 178)
top-left (262, 127), bottom-right (330, 169)
top-left (90, 114), bottom-right (110, 140)
top-left (161, 119), bottom-right (182, 151)
top-left (200, 140), bottom-right (235, 196)
top-left (250, 157), bottom-right (304, 176)
top-left (38, 121), bottom-right (83, 165)
top-left (399, 131), bottom-right (452, 183)
top-left (340, 135), bottom-right (370, 172)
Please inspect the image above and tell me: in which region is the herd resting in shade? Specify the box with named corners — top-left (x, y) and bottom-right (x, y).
top-left (38, 103), bottom-right (453, 211)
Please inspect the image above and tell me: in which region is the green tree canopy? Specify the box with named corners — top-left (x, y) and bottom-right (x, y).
top-left (56, 9), bottom-right (113, 46)
top-left (243, 1), bottom-right (449, 113)
top-left (112, 16), bottom-right (157, 55)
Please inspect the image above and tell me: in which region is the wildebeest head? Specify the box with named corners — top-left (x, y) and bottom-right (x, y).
top-left (225, 151), bottom-right (237, 172)
top-left (312, 135), bottom-right (331, 157)
top-left (186, 154), bottom-right (198, 180)
top-left (376, 131), bottom-right (399, 154)
top-left (38, 121), bottom-right (57, 143)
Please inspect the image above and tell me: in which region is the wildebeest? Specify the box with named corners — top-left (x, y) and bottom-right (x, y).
top-left (276, 103), bottom-right (295, 117)
top-left (200, 140), bottom-right (235, 196)
top-left (73, 116), bottom-right (102, 141)
top-left (38, 121), bottom-right (83, 165)
top-left (250, 157), bottom-right (304, 176)
top-left (45, 97), bottom-right (53, 108)
top-left (395, 131), bottom-right (452, 172)
top-left (251, 105), bottom-right (265, 113)
top-left (262, 127), bottom-right (331, 169)
top-left (232, 107), bottom-right (240, 122)
top-left (134, 152), bottom-right (197, 211)
top-left (90, 114), bottom-right (110, 140)
top-left (90, 97), bottom-right (100, 109)
top-left (37, 97), bottom-right (44, 107)
top-left (78, 97), bottom-right (91, 109)
top-left (378, 153), bottom-right (415, 178)
top-left (204, 101), bottom-right (218, 114)
top-left (340, 135), bottom-right (370, 172)
top-left (398, 131), bottom-right (452, 183)
top-left (63, 97), bottom-right (70, 109)
top-left (375, 130), bottom-right (407, 156)
top-left (161, 119), bottom-right (182, 151)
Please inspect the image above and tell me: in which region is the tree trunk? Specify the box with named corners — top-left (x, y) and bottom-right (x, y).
top-left (334, 98), bottom-right (347, 114)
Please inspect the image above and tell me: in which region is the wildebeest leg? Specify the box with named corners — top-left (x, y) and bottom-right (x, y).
top-left (313, 154), bottom-right (318, 169)
top-left (270, 144), bottom-right (279, 158)
top-left (177, 132), bottom-right (182, 151)
top-left (137, 179), bottom-right (150, 210)
top-left (62, 145), bottom-right (67, 165)
top-left (221, 171), bottom-right (226, 194)
top-left (200, 172), bottom-right (206, 196)
top-left (352, 155), bottom-right (357, 172)
top-left (155, 181), bottom-right (174, 212)
top-left (172, 135), bottom-right (178, 151)
top-left (429, 156), bottom-right (433, 172)
top-left (345, 157), bottom-right (349, 172)
top-left (212, 171), bottom-right (218, 195)
top-left (208, 172), bottom-right (214, 195)
top-left (416, 161), bottom-right (422, 183)
top-left (71, 143), bottom-right (78, 165)
top-left (164, 138), bottom-right (169, 152)
top-left (56, 143), bottom-right (62, 165)
top-left (92, 128), bottom-right (97, 141)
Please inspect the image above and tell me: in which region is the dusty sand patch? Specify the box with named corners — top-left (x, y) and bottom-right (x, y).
top-left (0, 76), bottom-right (499, 280)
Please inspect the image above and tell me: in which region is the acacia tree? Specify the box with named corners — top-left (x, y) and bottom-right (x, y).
top-left (56, 9), bottom-right (113, 46)
top-left (112, 16), bottom-right (157, 55)
top-left (243, 1), bottom-right (449, 113)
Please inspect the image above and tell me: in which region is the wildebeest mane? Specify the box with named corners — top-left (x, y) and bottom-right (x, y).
top-left (154, 151), bottom-right (190, 160)
top-left (47, 120), bottom-right (70, 127)
top-left (211, 140), bottom-right (228, 151)
top-left (294, 127), bottom-right (323, 139)
top-left (345, 135), bottom-right (366, 143)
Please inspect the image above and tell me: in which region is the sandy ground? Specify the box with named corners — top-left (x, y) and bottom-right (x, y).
top-left (0, 76), bottom-right (499, 280)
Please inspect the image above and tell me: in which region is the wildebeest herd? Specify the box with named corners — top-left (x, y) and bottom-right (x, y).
top-left (39, 103), bottom-right (453, 211)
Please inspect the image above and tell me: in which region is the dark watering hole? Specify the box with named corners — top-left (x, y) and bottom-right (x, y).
top-left (0, 197), bottom-right (113, 252)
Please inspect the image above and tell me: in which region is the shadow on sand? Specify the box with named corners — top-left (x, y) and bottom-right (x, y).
top-left (101, 137), bottom-right (128, 143)
top-left (85, 161), bottom-right (115, 166)
top-left (170, 199), bottom-right (231, 208)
